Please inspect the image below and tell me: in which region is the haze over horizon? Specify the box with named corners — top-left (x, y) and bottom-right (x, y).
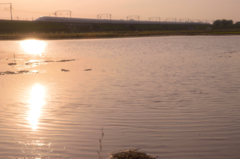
top-left (0, 0), bottom-right (239, 22)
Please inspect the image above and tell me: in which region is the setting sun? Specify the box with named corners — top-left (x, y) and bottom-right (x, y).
top-left (21, 40), bottom-right (46, 55)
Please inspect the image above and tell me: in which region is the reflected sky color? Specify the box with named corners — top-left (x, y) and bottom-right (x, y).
top-left (0, 37), bottom-right (240, 159)
top-left (21, 40), bottom-right (46, 55)
top-left (28, 84), bottom-right (45, 130)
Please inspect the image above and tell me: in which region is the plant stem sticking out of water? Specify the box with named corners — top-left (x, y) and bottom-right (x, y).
top-left (97, 128), bottom-right (104, 159)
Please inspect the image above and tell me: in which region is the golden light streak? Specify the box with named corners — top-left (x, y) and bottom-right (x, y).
top-left (27, 84), bottom-right (45, 130)
top-left (21, 40), bottom-right (46, 55)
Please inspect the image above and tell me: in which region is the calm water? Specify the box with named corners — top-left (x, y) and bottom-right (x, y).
top-left (0, 36), bottom-right (240, 159)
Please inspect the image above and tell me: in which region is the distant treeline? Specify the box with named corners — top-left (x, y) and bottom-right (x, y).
top-left (0, 20), bottom-right (69, 33)
top-left (213, 19), bottom-right (240, 29)
top-left (0, 19), bottom-right (240, 34)
top-left (0, 20), bottom-right (210, 33)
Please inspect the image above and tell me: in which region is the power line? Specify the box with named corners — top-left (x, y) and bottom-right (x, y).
top-left (97, 13), bottom-right (111, 23)
top-left (127, 15), bottom-right (140, 24)
top-left (166, 18), bottom-right (177, 23)
top-left (149, 17), bottom-right (160, 23)
top-left (54, 10), bottom-right (72, 18)
top-left (179, 18), bottom-right (189, 22)
top-left (0, 3), bottom-right (12, 20)
top-left (13, 9), bottom-right (49, 15)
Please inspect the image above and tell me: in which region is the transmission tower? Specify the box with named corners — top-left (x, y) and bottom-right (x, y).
top-left (189, 19), bottom-right (200, 23)
top-left (0, 3), bottom-right (12, 20)
top-left (179, 18), bottom-right (189, 23)
top-left (166, 18), bottom-right (177, 23)
top-left (54, 10), bottom-right (72, 18)
top-left (127, 15), bottom-right (139, 23)
top-left (97, 13), bottom-right (111, 23)
top-left (198, 19), bottom-right (208, 24)
top-left (149, 17), bottom-right (160, 23)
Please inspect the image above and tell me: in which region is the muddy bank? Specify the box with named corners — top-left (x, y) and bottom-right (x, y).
top-left (1, 30), bottom-right (240, 40)
top-left (0, 70), bottom-right (39, 75)
top-left (110, 149), bottom-right (156, 159)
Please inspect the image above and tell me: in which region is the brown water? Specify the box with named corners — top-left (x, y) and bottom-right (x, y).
top-left (0, 36), bottom-right (240, 159)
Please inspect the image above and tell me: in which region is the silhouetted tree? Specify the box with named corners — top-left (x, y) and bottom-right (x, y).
top-left (235, 22), bottom-right (240, 25)
top-left (213, 20), bottom-right (221, 27)
top-left (213, 19), bottom-right (233, 28)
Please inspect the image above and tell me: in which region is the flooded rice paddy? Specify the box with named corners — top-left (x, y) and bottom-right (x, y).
top-left (0, 36), bottom-right (240, 159)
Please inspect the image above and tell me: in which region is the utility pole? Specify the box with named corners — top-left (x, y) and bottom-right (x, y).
top-left (97, 14), bottom-right (111, 23)
top-left (127, 15), bottom-right (140, 24)
top-left (54, 10), bottom-right (72, 18)
top-left (180, 18), bottom-right (189, 23)
top-left (149, 17), bottom-right (160, 23)
top-left (166, 18), bottom-right (177, 24)
top-left (10, 3), bottom-right (12, 20)
top-left (189, 19), bottom-right (200, 23)
top-left (0, 3), bottom-right (12, 20)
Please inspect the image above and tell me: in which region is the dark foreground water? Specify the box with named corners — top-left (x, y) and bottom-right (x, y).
top-left (0, 36), bottom-right (240, 159)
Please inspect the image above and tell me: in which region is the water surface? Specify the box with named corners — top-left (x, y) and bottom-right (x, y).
top-left (0, 36), bottom-right (240, 159)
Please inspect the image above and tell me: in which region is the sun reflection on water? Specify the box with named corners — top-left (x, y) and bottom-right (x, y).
top-left (28, 84), bottom-right (45, 130)
top-left (21, 40), bottom-right (46, 55)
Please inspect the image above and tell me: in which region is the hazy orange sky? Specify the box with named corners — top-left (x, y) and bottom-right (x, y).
top-left (0, 0), bottom-right (239, 22)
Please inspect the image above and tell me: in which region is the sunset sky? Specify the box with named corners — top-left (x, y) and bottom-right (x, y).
top-left (0, 0), bottom-right (239, 22)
